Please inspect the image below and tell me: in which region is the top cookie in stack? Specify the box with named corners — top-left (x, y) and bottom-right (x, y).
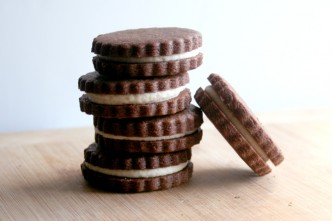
top-left (92, 27), bottom-right (202, 79)
top-left (78, 27), bottom-right (203, 192)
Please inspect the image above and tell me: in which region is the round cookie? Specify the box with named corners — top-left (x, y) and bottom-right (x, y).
top-left (91, 27), bottom-right (203, 78)
top-left (79, 90), bottom-right (191, 118)
top-left (81, 143), bottom-right (193, 192)
top-left (94, 105), bottom-right (203, 153)
top-left (78, 71), bottom-right (189, 95)
top-left (95, 131), bottom-right (202, 154)
top-left (81, 162), bottom-right (193, 193)
top-left (194, 73), bottom-right (284, 176)
top-left (78, 71), bottom-right (191, 118)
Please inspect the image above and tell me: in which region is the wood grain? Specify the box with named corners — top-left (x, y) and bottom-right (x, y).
top-left (0, 110), bottom-right (332, 220)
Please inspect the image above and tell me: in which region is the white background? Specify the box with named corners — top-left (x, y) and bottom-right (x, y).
top-left (1, 0), bottom-right (331, 132)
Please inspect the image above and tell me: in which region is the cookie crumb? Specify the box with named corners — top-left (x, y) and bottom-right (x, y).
top-left (288, 202), bottom-right (292, 206)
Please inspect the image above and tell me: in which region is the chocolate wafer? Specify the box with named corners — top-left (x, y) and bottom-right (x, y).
top-left (208, 74), bottom-right (284, 166)
top-left (95, 130), bottom-right (202, 154)
top-left (79, 89), bottom-right (191, 118)
top-left (94, 105), bottom-right (203, 153)
top-left (81, 143), bottom-right (193, 192)
top-left (78, 71), bottom-right (192, 118)
top-left (79, 71), bottom-right (189, 95)
top-left (84, 143), bottom-right (191, 169)
top-left (194, 73), bottom-right (284, 176)
top-left (81, 161), bottom-right (193, 193)
top-left (91, 27), bottom-right (203, 78)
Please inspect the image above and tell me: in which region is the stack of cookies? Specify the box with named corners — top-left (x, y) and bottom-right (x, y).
top-left (78, 27), bottom-right (203, 192)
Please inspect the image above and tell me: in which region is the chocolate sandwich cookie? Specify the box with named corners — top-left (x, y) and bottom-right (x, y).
top-left (91, 27), bottom-right (203, 78)
top-left (94, 105), bottom-right (203, 153)
top-left (79, 71), bottom-right (191, 118)
top-left (194, 74), bottom-right (284, 176)
top-left (81, 143), bottom-right (193, 192)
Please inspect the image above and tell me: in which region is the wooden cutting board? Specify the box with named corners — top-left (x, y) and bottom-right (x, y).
top-left (0, 110), bottom-right (331, 220)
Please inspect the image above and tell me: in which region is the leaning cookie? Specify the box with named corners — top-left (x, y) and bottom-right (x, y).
top-left (78, 71), bottom-right (191, 118)
top-left (194, 74), bottom-right (284, 176)
top-left (94, 105), bottom-right (203, 153)
top-left (81, 143), bottom-right (193, 192)
top-left (91, 27), bottom-right (203, 78)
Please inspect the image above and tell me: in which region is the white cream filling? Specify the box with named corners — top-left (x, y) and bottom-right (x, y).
top-left (84, 161), bottom-right (189, 178)
top-left (205, 86), bottom-right (269, 161)
top-left (87, 85), bottom-right (186, 105)
top-left (95, 128), bottom-right (197, 141)
top-left (98, 48), bottom-right (201, 63)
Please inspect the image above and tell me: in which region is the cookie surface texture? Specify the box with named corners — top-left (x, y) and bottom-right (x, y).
top-left (194, 73), bottom-right (284, 176)
top-left (81, 143), bottom-right (193, 192)
top-left (208, 74), bottom-right (284, 166)
top-left (79, 88), bottom-right (191, 118)
top-left (91, 27), bottom-right (203, 78)
top-left (94, 105), bottom-right (203, 153)
top-left (84, 143), bottom-right (192, 170)
top-left (81, 161), bottom-right (193, 193)
top-left (95, 130), bottom-right (202, 154)
top-left (78, 71), bottom-right (189, 94)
